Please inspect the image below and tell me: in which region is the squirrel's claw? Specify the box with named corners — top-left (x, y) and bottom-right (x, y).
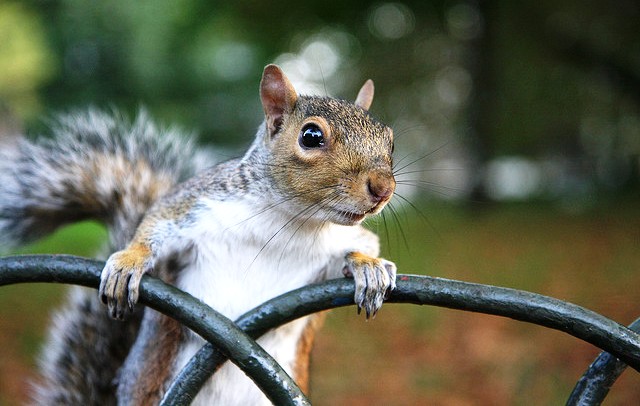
top-left (343, 252), bottom-right (397, 319)
top-left (99, 249), bottom-right (150, 320)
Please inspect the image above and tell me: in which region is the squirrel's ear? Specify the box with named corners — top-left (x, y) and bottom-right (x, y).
top-left (260, 64), bottom-right (298, 138)
top-left (355, 79), bottom-right (374, 111)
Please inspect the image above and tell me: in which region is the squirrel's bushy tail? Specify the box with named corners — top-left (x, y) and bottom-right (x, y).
top-left (0, 109), bottom-right (203, 251)
top-left (0, 109), bottom-right (207, 405)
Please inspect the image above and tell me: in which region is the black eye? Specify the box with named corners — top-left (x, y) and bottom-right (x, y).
top-left (299, 124), bottom-right (325, 149)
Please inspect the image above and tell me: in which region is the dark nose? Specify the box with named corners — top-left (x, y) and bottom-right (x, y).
top-left (367, 171), bottom-right (395, 203)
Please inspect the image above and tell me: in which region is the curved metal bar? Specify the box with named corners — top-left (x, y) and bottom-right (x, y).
top-left (0, 255), bottom-right (310, 406)
top-left (162, 276), bottom-right (359, 404)
top-left (566, 317), bottom-right (640, 406)
top-left (3, 254), bottom-right (640, 406)
top-left (163, 275), bottom-right (640, 405)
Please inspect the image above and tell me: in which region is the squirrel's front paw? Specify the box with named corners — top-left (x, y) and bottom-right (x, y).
top-left (343, 252), bottom-right (397, 319)
top-left (99, 244), bottom-right (152, 320)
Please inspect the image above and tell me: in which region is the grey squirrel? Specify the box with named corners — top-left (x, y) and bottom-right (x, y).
top-left (0, 65), bottom-right (397, 405)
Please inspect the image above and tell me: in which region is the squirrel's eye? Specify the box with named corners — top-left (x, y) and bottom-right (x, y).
top-left (299, 124), bottom-right (325, 149)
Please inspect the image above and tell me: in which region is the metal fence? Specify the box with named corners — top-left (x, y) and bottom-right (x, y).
top-left (1, 254), bottom-right (638, 405)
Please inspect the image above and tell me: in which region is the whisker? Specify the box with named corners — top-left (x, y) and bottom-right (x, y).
top-left (384, 201), bottom-right (410, 253)
top-left (226, 183), bottom-right (340, 231)
top-left (277, 192), bottom-right (341, 265)
top-left (392, 142), bottom-right (451, 174)
top-left (379, 201), bottom-right (400, 253)
top-left (396, 180), bottom-right (465, 197)
top-left (243, 188), bottom-right (345, 275)
top-left (392, 192), bottom-right (442, 243)
top-left (243, 199), bottom-right (321, 274)
top-left (393, 124), bottom-right (429, 138)
top-left (391, 152), bottom-right (414, 172)
top-left (378, 207), bottom-right (391, 253)
top-left (394, 167), bottom-right (466, 177)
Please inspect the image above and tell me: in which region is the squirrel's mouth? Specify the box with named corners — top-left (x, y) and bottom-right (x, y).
top-left (342, 211), bottom-right (366, 224)
top-left (326, 208), bottom-right (366, 225)
top-left (334, 207), bottom-right (379, 225)
top-left (332, 201), bottom-right (390, 225)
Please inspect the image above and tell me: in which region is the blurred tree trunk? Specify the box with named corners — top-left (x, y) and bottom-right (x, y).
top-left (465, 0), bottom-right (496, 203)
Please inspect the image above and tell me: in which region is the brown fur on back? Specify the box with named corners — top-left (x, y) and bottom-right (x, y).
top-left (293, 313), bottom-right (327, 394)
top-left (117, 312), bottom-right (183, 405)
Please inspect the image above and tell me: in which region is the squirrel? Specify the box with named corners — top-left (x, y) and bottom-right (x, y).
top-left (0, 64), bottom-right (397, 405)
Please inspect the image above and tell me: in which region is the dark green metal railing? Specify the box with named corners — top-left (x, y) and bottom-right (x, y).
top-left (1, 254), bottom-right (638, 405)
top-left (0, 255), bottom-right (309, 406)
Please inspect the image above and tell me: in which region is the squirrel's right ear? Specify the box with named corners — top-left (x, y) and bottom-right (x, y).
top-left (260, 65), bottom-right (298, 138)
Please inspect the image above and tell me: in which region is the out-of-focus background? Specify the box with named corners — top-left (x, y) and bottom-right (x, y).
top-left (1, 1), bottom-right (639, 404)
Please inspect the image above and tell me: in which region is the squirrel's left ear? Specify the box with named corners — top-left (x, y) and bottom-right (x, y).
top-left (355, 79), bottom-right (374, 111)
top-left (260, 65), bottom-right (298, 138)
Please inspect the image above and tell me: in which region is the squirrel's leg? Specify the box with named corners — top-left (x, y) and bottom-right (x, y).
top-left (343, 252), bottom-right (397, 318)
top-left (99, 241), bottom-right (153, 320)
top-left (337, 226), bottom-right (397, 318)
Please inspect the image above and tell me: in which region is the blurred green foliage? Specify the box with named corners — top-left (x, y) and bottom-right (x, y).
top-left (10, 221), bottom-right (107, 256)
top-left (0, 2), bottom-right (55, 119)
top-left (1, 1), bottom-right (638, 203)
top-left (1, 0), bottom-right (638, 185)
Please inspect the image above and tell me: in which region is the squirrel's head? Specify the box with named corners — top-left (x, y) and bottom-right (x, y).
top-left (258, 64), bottom-right (395, 226)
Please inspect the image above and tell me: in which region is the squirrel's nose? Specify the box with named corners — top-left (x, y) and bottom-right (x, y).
top-left (367, 172), bottom-right (395, 203)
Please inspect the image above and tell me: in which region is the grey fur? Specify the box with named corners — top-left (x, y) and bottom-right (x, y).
top-left (0, 109), bottom-right (206, 405)
top-left (0, 109), bottom-right (205, 250)
top-left (32, 287), bottom-right (143, 405)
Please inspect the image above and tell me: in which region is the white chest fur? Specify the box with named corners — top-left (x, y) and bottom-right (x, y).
top-left (171, 197), bottom-right (366, 405)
